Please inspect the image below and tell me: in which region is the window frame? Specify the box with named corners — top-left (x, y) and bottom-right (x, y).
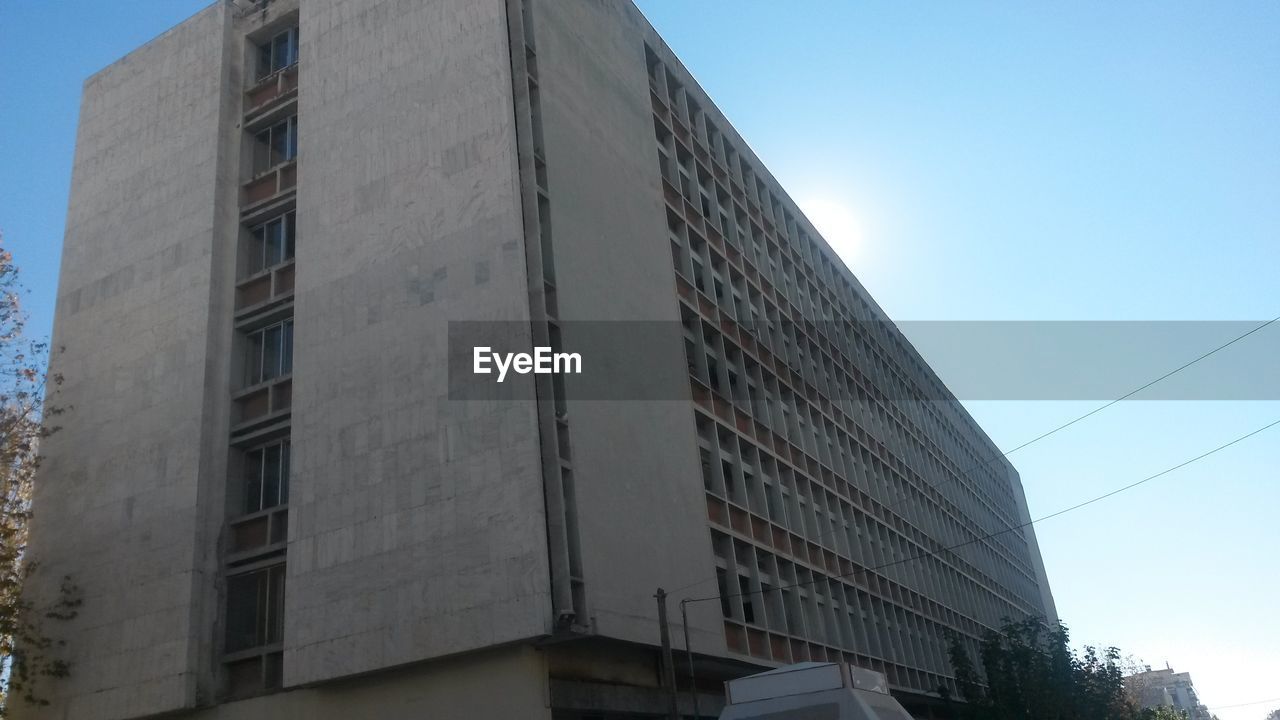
top-left (224, 563), bottom-right (286, 654)
top-left (246, 211), bottom-right (296, 276)
top-left (241, 439), bottom-right (291, 516)
top-left (255, 26), bottom-right (299, 82)
top-left (252, 116), bottom-right (298, 176)
top-left (243, 318), bottom-right (294, 387)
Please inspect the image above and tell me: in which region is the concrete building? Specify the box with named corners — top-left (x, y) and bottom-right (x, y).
top-left (21, 1), bottom-right (1057, 718)
top-left (1127, 667), bottom-right (1213, 720)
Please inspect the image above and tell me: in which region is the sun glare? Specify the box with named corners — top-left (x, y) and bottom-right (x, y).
top-left (798, 197), bottom-right (863, 265)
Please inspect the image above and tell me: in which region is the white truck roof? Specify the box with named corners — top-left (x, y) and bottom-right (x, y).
top-left (719, 662), bottom-right (917, 720)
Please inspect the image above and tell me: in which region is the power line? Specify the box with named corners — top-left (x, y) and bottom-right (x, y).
top-left (870, 315), bottom-right (1279, 526)
top-left (665, 315), bottom-right (1279, 597)
top-left (984, 315), bottom-right (1278, 458)
top-left (1208, 695), bottom-right (1280, 710)
top-left (683, 416), bottom-right (1280, 605)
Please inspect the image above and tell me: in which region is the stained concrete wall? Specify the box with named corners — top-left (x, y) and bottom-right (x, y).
top-left (189, 646), bottom-right (550, 720)
top-left (527, 0), bottom-right (1059, 670)
top-left (525, 0), bottom-right (726, 653)
top-left (20, 5), bottom-right (234, 719)
top-left (285, 0), bottom-right (552, 686)
top-left (27, 0), bottom-right (557, 710)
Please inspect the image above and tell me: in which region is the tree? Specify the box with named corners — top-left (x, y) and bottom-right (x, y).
top-left (1120, 654), bottom-right (1158, 708)
top-left (945, 616), bottom-right (1152, 720)
top-left (1264, 709), bottom-right (1280, 720)
top-left (0, 235), bottom-right (78, 715)
top-left (1137, 709), bottom-right (1188, 720)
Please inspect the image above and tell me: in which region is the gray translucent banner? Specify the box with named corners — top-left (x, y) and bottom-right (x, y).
top-left (448, 320), bottom-right (1278, 401)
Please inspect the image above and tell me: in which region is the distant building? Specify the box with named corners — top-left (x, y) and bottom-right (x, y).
top-left (1126, 667), bottom-right (1212, 719)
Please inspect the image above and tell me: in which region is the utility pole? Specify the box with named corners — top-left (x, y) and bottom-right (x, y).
top-left (680, 598), bottom-right (702, 720)
top-left (655, 588), bottom-right (680, 720)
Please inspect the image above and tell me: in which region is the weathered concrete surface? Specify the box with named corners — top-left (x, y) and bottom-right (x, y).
top-left (525, 0), bottom-right (727, 654)
top-left (20, 4), bottom-right (234, 719)
top-left (285, 0), bottom-right (550, 686)
top-left (187, 645), bottom-right (551, 720)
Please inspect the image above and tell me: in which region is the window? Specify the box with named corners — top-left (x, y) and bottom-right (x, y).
top-left (738, 575), bottom-right (755, 624)
top-left (252, 116), bottom-right (298, 175)
top-left (243, 441), bottom-right (290, 515)
top-left (244, 319), bottom-right (293, 386)
top-left (247, 212), bottom-right (296, 275)
top-left (225, 564), bottom-right (285, 652)
top-left (256, 26), bottom-right (299, 81)
top-left (716, 568), bottom-right (732, 619)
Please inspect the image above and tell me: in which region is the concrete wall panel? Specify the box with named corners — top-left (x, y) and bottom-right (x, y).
top-left (527, 0), bottom-right (726, 652)
top-left (22, 5), bottom-right (233, 719)
top-left (286, 0), bottom-right (552, 686)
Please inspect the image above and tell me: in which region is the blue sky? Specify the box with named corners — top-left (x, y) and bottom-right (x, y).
top-left (2, 2), bottom-right (1277, 717)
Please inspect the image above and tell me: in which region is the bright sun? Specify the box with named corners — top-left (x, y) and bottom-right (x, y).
top-left (797, 197), bottom-right (863, 265)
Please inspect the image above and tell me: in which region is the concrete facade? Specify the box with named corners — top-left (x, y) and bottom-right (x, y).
top-left (1126, 668), bottom-right (1213, 720)
top-left (285, 0), bottom-right (551, 686)
top-left (24, 5), bottom-right (235, 717)
top-left (22, 1), bottom-right (1057, 718)
top-left (527, 0), bottom-right (726, 653)
top-left (194, 645), bottom-right (552, 720)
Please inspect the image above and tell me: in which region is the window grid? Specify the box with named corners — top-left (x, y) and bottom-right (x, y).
top-left (650, 42), bottom-right (1049, 699)
top-left (224, 15), bottom-right (302, 700)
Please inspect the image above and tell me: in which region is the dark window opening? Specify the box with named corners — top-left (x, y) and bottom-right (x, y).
top-left (242, 440), bottom-right (290, 515)
top-left (225, 564), bottom-right (285, 653)
top-left (739, 575), bottom-right (755, 624)
top-left (717, 569), bottom-right (732, 619)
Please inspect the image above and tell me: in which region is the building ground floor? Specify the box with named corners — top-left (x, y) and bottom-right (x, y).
top-left (184, 637), bottom-right (957, 720)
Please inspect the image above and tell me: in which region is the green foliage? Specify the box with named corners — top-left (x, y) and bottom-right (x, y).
top-left (1136, 707), bottom-right (1188, 720)
top-left (0, 236), bottom-right (79, 716)
top-left (945, 616), bottom-right (1151, 720)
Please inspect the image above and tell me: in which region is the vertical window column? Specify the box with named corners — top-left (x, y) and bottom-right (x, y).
top-left (223, 16), bottom-right (301, 700)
